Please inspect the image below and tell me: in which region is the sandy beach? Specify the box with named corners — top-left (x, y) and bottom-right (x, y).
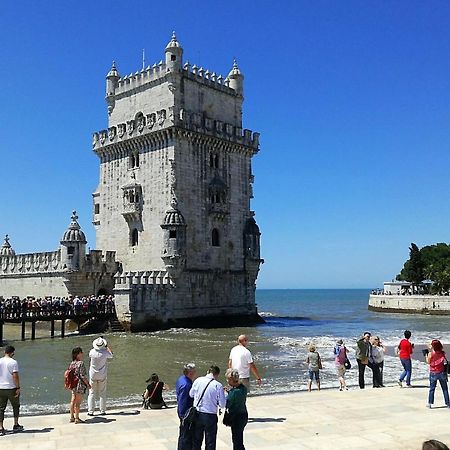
top-left (1, 379), bottom-right (449, 450)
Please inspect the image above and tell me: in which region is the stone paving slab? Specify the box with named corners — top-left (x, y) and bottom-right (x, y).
top-left (1, 381), bottom-right (449, 449)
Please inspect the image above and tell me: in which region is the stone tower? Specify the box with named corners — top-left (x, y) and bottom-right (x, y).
top-left (92, 33), bottom-right (263, 331)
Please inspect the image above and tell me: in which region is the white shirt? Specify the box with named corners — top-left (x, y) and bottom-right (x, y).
top-left (0, 356), bottom-right (19, 389)
top-left (89, 348), bottom-right (113, 380)
top-left (189, 374), bottom-right (226, 414)
top-left (229, 345), bottom-right (253, 378)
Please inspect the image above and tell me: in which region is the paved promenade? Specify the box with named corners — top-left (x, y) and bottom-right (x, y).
top-left (1, 381), bottom-right (449, 449)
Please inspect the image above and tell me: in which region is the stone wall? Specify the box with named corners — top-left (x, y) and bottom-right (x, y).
top-left (368, 294), bottom-right (450, 315)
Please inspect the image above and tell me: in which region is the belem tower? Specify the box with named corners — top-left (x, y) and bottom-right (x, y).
top-left (94, 33), bottom-right (263, 330)
top-left (0, 34), bottom-right (263, 331)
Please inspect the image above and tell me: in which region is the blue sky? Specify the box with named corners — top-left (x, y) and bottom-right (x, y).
top-left (1, 1), bottom-right (450, 288)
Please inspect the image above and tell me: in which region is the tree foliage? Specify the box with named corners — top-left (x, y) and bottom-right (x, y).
top-left (397, 243), bottom-right (450, 293)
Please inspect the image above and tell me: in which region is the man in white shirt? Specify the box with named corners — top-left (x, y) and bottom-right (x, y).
top-left (228, 334), bottom-right (262, 393)
top-left (87, 337), bottom-right (113, 416)
top-left (0, 346), bottom-right (23, 434)
top-left (189, 365), bottom-right (226, 450)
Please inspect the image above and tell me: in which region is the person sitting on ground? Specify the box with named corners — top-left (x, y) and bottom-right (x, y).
top-left (143, 373), bottom-right (168, 409)
top-left (306, 343), bottom-right (321, 392)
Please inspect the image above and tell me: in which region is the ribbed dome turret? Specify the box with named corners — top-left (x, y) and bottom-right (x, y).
top-left (228, 58), bottom-right (243, 78)
top-left (0, 235), bottom-right (15, 256)
top-left (106, 61), bottom-right (120, 79)
top-left (162, 198), bottom-right (186, 226)
top-left (165, 31), bottom-right (182, 50)
top-left (61, 211), bottom-right (87, 243)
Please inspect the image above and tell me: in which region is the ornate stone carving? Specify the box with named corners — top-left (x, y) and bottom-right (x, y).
top-left (157, 109), bottom-right (166, 125)
top-left (108, 127), bottom-right (116, 141)
top-left (147, 113), bottom-right (156, 129)
top-left (100, 131), bottom-right (107, 144)
top-left (137, 115), bottom-right (145, 132)
top-left (118, 123), bottom-right (126, 138)
top-left (127, 120), bottom-right (135, 136)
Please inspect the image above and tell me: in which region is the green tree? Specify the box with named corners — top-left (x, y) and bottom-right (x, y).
top-left (397, 242), bottom-right (450, 294)
top-left (396, 243), bottom-right (424, 285)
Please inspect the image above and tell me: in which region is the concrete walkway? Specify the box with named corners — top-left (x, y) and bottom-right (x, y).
top-left (1, 381), bottom-right (449, 449)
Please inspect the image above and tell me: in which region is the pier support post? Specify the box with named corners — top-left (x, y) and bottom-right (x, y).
top-left (31, 321), bottom-right (36, 340)
top-left (0, 321), bottom-right (3, 347)
top-left (61, 320), bottom-right (65, 338)
top-left (21, 321), bottom-right (26, 341)
top-left (50, 320), bottom-right (55, 338)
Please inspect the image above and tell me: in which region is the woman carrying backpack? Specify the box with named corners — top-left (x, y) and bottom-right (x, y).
top-left (334, 339), bottom-right (348, 391)
top-left (68, 347), bottom-right (91, 423)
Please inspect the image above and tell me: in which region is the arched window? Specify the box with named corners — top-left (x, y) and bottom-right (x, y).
top-left (214, 155), bottom-right (219, 169)
top-left (131, 228), bottom-right (139, 247)
top-left (212, 228), bottom-right (220, 247)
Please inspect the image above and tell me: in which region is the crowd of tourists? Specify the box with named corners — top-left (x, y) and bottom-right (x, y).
top-left (306, 330), bottom-right (450, 411)
top-left (0, 295), bottom-right (115, 320)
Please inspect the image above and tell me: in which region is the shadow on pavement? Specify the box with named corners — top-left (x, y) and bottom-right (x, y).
top-left (85, 417), bottom-right (116, 424)
top-left (105, 410), bottom-right (141, 416)
top-left (17, 427), bottom-right (54, 434)
top-left (248, 417), bottom-right (286, 423)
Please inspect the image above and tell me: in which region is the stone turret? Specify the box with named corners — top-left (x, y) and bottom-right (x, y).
top-left (165, 32), bottom-right (183, 72)
top-left (227, 59), bottom-right (244, 96)
top-left (244, 217), bottom-right (261, 260)
top-left (60, 211), bottom-right (87, 271)
top-left (106, 61), bottom-right (120, 115)
top-left (0, 235), bottom-right (15, 256)
top-left (161, 198), bottom-right (186, 280)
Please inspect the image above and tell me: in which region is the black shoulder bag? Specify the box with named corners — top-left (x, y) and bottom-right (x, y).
top-left (182, 379), bottom-right (214, 428)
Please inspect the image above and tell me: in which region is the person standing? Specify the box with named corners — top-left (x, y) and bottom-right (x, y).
top-left (176, 363), bottom-right (196, 450)
top-left (371, 336), bottom-right (386, 387)
top-left (355, 332), bottom-right (372, 389)
top-left (228, 335), bottom-right (262, 393)
top-left (87, 337), bottom-right (113, 416)
top-left (189, 365), bottom-right (226, 450)
top-left (425, 339), bottom-right (450, 408)
top-left (397, 330), bottom-right (414, 387)
top-left (69, 347), bottom-right (91, 424)
top-left (334, 339), bottom-right (348, 391)
top-left (306, 343), bottom-right (321, 392)
top-left (225, 368), bottom-right (248, 450)
top-left (0, 346), bottom-right (23, 435)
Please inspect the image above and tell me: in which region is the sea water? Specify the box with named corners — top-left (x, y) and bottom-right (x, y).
top-left (4, 289), bottom-right (449, 415)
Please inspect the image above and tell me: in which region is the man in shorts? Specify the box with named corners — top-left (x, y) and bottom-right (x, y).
top-left (0, 346), bottom-right (23, 435)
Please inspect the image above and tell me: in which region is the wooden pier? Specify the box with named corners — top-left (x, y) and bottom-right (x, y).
top-left (0, 310), bottom-right (117, 346)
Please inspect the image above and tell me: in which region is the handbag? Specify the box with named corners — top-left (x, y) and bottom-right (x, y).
top-left (223, 409), bottom-right (232, 427)
top-left (182, 379), bottom-right (214, 428)
top-left (344, 358), bottom-right (351, 370)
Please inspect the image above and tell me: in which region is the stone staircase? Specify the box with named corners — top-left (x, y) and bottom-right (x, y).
top-left (109, 317), bottom-right (125, 332)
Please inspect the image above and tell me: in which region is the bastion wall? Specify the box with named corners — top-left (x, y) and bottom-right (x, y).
top-left (368, 294), bottom-right (450, 315)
